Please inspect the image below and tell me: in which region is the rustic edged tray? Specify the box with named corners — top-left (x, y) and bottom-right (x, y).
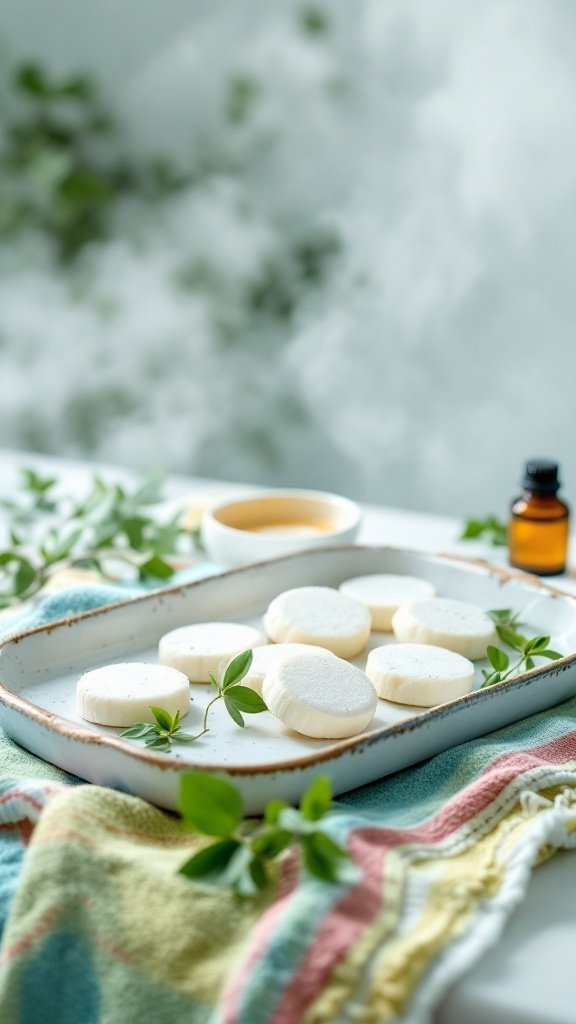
top-left (1, 546), bottom-right (576, 813)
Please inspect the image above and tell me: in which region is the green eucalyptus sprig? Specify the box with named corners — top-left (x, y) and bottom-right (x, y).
top-left (0, 468), bottom-right (201, 607)
top-left (461, 515), bottom-right (507, 547)
top-left (121, 707), bottom-right (197, 753)
top-left (119, 651), bottom-right (267, 751)
top-left (481, 609), bottom-right (562, 688)
top-left (178, 773), bottom-right (356, 894)
top-left (199, 649), bottom-right (267, 738)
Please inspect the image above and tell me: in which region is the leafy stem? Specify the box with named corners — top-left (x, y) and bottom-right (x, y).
top-left (120, 706), bottom-right (198, 753)
top-left (178, 773), bottom-right (357, 894)
top-left (0, 467), bottom-right (202, 608)
top-left (119, 650), bottom-right (267, 751)
top-left (203, 649), bottom-right (267, 733)
top-left (481, 609), bottom-right (562, 688)
top-left (461, 515), bottom-right (507, 547)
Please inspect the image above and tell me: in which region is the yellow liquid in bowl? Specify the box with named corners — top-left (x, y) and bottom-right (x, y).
top-left (244, 521), bottom-right (335, 535)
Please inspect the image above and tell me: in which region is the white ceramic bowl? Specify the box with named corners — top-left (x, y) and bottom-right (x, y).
top-left (201, 489), bottom-right (362, 566)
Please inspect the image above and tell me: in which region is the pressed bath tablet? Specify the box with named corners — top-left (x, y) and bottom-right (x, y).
top-left (219, 642), bottom-right (335, 695)
top-left (391, 598), bottom-right (496, 660)
top-left (262, 653), bottom-right (377, 739)
top-left (159, 622), bottom-right (266, 682)
top-left (339, 574), bottom-right (436, 630)
top-left (263, 586), bottom-right (371, 658)
top-left (366, 644), bottom-right (475, 707)
top-left (76, 662), bottom-right (191, 727)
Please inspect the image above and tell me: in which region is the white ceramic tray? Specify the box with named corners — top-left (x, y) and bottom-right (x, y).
top-left (1, 546), bottom-right (576, 814)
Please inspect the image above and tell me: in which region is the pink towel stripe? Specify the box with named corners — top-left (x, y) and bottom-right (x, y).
top-left (218, 848), bottom-right (301, 1023)
top-left (235, 728), bottom-right (576, 1024)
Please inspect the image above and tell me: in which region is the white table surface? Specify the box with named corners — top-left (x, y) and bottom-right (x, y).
top-left (0, 447), bottom-right (574, 1023)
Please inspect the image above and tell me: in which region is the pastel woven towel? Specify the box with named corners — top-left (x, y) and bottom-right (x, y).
top-left (1, 587), bottom-right (576, 1023)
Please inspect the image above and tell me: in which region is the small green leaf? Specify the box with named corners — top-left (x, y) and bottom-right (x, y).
top-left (301, 833), bottom-right (341, 883)
top-left (144, 736), bottom-right (172, 752)
top-left (525, 656), bottom-right (535, 669)
top-left (277, 807), bottom-right (308, 833)
top-left (222, 650), bottom-right (253, 690)
top-left (179, 772), bottom-right (244, 837)
top-left (524, 635), bottom-right (551, 655)
top-left (251, 829), bottom-right (293, 860)
top-left (481, 672), bottom-right (501, 689)
top-left (120, 723), bottom-right (157, 739)
top-left (14, 558), bottom-right (36, 596)
top-left (224, 685), bottom-right (267, 714)
top-left (248, 855), bottom-right (268, 890)
top-left (486, 646), bottom-right (509, 672)
top-left (133, 474), bottom-right (164, 506)
top-left (122, 516), bottom-right (147, 550)
top-left (265, 800), bottom-right (289, 826)
top-left (171, 732), bottom-right (196, 744)
top-left (460, 520), bottom-right (485, 539)
top-left (178, 838), bottom-right (241, 880)
top-left (488, 609), bottom-right (514, 624)
top-left (461, 517), bottom-right (507, 546)
top-left (150, 706), bottom-right (173, 732)
top-left (536, 649), bottom-right (563, 660)
top-left (139, 554), bottom-right (174, 581)
top-left (224, 697), bottom-right (245, 728)
top-left (15, 64), bottom-right (50, 97)
top-left (496, 625), bottom-right (526, 651)
top-left (300, 776), bottom-right (332, 821)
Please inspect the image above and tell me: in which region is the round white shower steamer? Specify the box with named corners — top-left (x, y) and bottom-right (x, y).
top-left (77, 662), bottom-right (191, 727)
top-left (262, 653), bottom-right (377, 739)
top-left (263, 586), bottom-right (371, 659)
top-left (219, 642), bottom-right (335, 694)
top-left (339, 574), bottom-right (436, 630)
top-left (391, 597), bottom-right (496, 660)
top-left (159, 622), bottom-right (266, 682)
top-left (366, 643), bottom-right (475, 707)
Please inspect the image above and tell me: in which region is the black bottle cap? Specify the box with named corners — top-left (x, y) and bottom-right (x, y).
top-left (522, 459), bottom-right (560, 495)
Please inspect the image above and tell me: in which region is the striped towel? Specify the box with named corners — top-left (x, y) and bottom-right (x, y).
top-left (1, 586), bottom-right (576, 1023)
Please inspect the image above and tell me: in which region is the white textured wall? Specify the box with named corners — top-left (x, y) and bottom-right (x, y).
top-left (0, 1), bottom-right (574, 516)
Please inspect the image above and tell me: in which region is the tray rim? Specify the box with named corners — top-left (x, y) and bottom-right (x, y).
top-left (1, 544), bottom-right (576, 777)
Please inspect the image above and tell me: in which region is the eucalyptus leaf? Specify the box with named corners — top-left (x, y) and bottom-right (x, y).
top-left (224, 685), bottom-right (267, 714)
top-left (300, 776), bottom-right (332, 821)
top-left (144, 736), bottom-right (172, 751)
top-left (178, 838), bottom-right (241, 880)
top-left (14, 558), bottom-right (36, 596)
top-left (524, 635), bottom-right (551, 655)
top-left (264, 799), bottom-right (289, 826)
top-left (179, 772), bottom-right (244, 837)
top-left (301, 833), bottom-right (341, 883)
top-left (487, 646), bottom-right (509, 672)
top-left (248, 856), bottom-right (268, 891)
top-left (222, 650), bottom-right (253, 690)
top-left (139, 554), bottom-right (174, 581)
top-left (251, 829), bottom-right (293, 859)
top-left (223, 697), bottom-right (245, 728)
top-left (496, 625), bottom-right (526, 651)
top-left (120, 723), bottom-right (157, 739)
top-left (150, 706), bottom-right (173, 732)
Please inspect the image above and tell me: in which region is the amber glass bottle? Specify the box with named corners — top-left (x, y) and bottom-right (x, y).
top-left (508, 460), bottom-right (570, 576)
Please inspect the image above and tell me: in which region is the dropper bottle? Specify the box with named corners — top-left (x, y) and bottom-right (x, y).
top-left (508, 460), bottom-right (569, 576)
